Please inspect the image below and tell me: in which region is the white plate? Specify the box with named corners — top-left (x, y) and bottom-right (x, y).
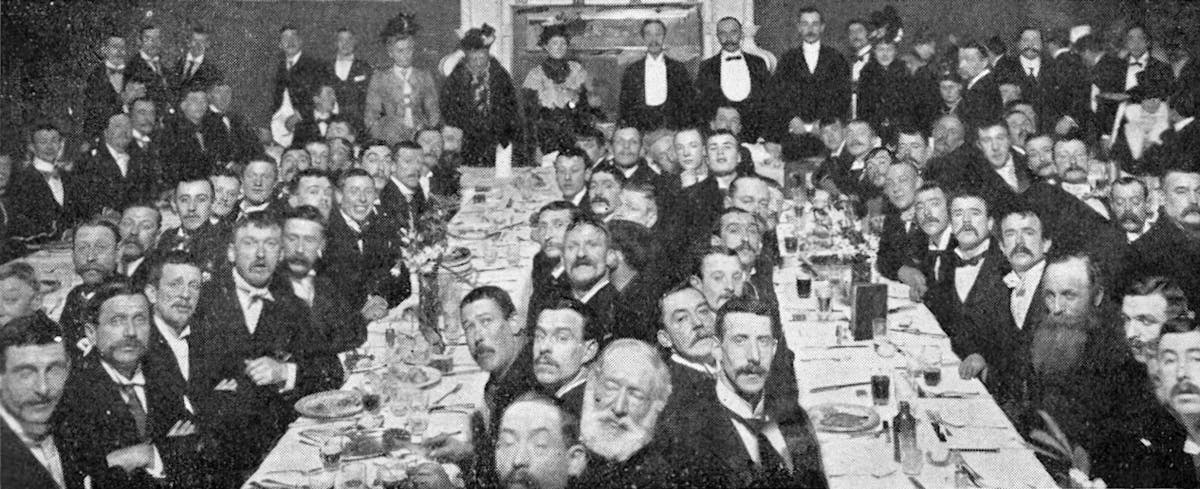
top-left (294, 390), bottom-right (364, 419)
top-left (809, 402), bottom-right (881, 433)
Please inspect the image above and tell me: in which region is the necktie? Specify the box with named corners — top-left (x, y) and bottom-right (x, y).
top-left (119, 383), bottom-right (149, 441)
top-left (184, 60), bottom-right (195, 78)
top-left (954, 253), bottom-right (985, 268)
top-left (1130, 61), bottom-right (1143, 68)
top-left (413, 186), bottom-right (427, 214)
top-left (195, 131), bottom-right (206, 152)
top-left (725, 55), bottom-right (743, 61)
top-left (108, 66), bottom-right (123, 76)
top-left (725, 407), bottom-right (788, 473)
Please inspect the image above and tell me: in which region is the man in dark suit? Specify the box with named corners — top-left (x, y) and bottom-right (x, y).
top-left (1126, 166), bottom-right (1200, 312)
top-left (142, 250), bottom-right (207, 416)
top-left (532, 298), bottom-right (599, 418)
top-left (56, 280), bottom-right (211, 488)
top-left (492, 393), bottom-right (589, 489)
top-left (278, 206), bottom-right (366, 354)
top-left (190, 212), bottom-right (343, 470)
top-left (1, 313), bottom-right (83, 489)
top-left (993, 28), bottom-right (1089, 135)
top-left (894, 182), bottom-right (953, 301)
top-left (442, 32), bottom-right (522, 167)
top-left (59, 220), bottom-right (121, 356)
top-left (173, 26), bottom-right (222, 95)
top-left (81, 34), bottom-right (132, 139)
top-left (323, 169), bottom-right (410, 319)
top-left (205, 83), bottom-right (258, 164)
top-left (291, 83), bottom-right (342, 146)
top-left (378, 142), bottom-right (428, 230)
top-left (528, 201), bottom-right (582, 329)
top-left (128, 98), bottom-right (164, 188)
top-left (330, 28), bottom-right (372, 127)
top-left (606, 218), bottom-right (664, 343)
top-left (771, 7), bottom-right (850, 138)
top-left (1092, 25), bottom-right (1173, 135)
top-left (999, 209), bottom-right (1053, 335)
top-left (459, 286), bottom-right (539, 433)
top-left (957, 41), bottom-right (1003, 129)
top-left (655, 284), bottom-right (718, 429)
top-left (876, 161), bottom-right (924, 280)
top-left (78, 113), bottom-right (159, 214)
top-left (273, 26), bottom-right (330, 136)
top-left (696, 17), bottom-right (771, 141)
top-left (562, 217), bottom-right (620, 341)
top-left (1155, 90), bottom-right (1200, 168)
top-left (154, 177), bottom-right (227, 276)
top-left (116, 203), bottom-right (160, 285)
top-left (1138, 320), bottom-right (1200, 488)
top-left (126, 25), bottom-right (175, 113)
top-left (618, 20), bottom-right (695, 132)
top-left (161, 88), bottom-right (220, 184)
top-left (661, 298), bottom-right (827, 489)
top-left (7, 124), bottom-right (88, 243)
top-left (814, 119), bottom-right (878, 201)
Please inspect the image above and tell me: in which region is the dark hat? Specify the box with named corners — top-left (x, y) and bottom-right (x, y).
top-left (538, 23), bottom-right (571, 47)
top-left (380, 12), bottom-right (419, 42)
top-left (783, 134), bottom-right (828, 161)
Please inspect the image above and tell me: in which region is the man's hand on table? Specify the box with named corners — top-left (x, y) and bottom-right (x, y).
top-left (959, 353), bottom-right (988, 381)
top-left (362, 295), bottom-right (389, 321)
top-left (423, 432), bottom-right (474, 463)
top-left (245, 356), bottom-right (291, 386)
top-left (897, 266), bottom-right (928, 302)
top-left (409, 461), bottom-right (455, 489)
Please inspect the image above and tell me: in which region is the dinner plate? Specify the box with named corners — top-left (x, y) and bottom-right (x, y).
top-left (809, 403), bottom-right (881, 433)
top-left (294, 390), bottom-right (364, 419)
top-left (386, 364), bottom-right (443, 389)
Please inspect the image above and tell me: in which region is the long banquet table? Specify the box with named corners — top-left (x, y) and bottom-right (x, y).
top-left (1, 168), bottom-right (1055, 488)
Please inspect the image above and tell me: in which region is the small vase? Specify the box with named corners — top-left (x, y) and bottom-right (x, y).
top-left (417, 270), bottom-right (444, 352)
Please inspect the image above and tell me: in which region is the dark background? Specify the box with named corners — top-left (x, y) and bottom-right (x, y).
top-left (3, 0), bottom-right (1197, 156)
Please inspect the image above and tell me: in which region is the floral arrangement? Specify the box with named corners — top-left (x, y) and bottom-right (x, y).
top-left (394, 196), bottom-right (455, 276)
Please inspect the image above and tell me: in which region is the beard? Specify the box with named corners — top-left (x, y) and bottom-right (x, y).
top-left (580, 386), bottom-right (658, 462)
top-left (1030, 310), bottom-right (1101, 376)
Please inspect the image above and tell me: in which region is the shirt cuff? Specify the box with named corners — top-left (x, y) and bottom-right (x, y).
top-left (279, 363), bottom-right (298, 393)
top-left (147, 444), bottom-right (165, 478)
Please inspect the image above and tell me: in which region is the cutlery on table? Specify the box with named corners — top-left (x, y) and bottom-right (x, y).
top-left (432, 383), bottom-right (463, 406)
top-left (810, 381), bottom-right (872, 393)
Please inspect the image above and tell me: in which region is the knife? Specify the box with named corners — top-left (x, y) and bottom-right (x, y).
top-left (909, 476), bottom-right (928, 489)
top-left (810, 381), bottom-right (872, 393)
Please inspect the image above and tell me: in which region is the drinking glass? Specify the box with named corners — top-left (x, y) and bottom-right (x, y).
top-left (483, 246), bottom-right (499, 267)
top-left (921, 345), bottom-right (944, 387)
top-left (337, 461), bottom-right (367, 489)
top-left (405, 389), bottom-right (431, 440)
top-left (794, 270), bottom-right (812, 299)
top-left (813, 279), bottom-right (834, 321)
top-left (506, 244), bottom-right (522, 267)
top-left (321, 435), bottom-right (350, 472)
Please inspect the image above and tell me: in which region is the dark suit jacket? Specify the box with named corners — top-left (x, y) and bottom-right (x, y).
top-left (321, 210), bottom-right (411, 310)
top-left (126, 53), bottom-right (175, 112)
top-left (152, 223), bottom-right (229, 277)
top-left (273, 53), bottom-right (330, 116)
top-left (993, 54), bottom-right (1088, 133)
top-left (527, 251), bottom-right (568, 332)
top-left (281, 273), bottom-right (368, 354)
top-left (330, 57), bottom-right (373, 121)
top-left (2, 421), bottom-right (83, 489)
top-left (1092, 53), bottom-right (1172, 132)
top-left (695, 52), bottom-right (771, 140)
top-left (875, 206), bottom-right (923, 280)
top-left (857, 60), bottom-right (915, 130)
top-left (76, 146), bottom-right (159, 213)
top-left (612, 272), bottom-right (663, 343)
top-left (771, 43), bottom-right (850, 136)
top-left (660, 386), bottom-right (828, 489)
top-left (618, 55), bottom-right (696, 131)
top-left (55, 352), bottom-right (198, 488)
top-left (144, 319), bottom-right (205, 418)
top-left (581, 282), bottom-right (619, 342)
top-left (80, 64), bottom-right (127, 139)
top-left (172, 56), bottom-right (223, 94)
top-left (5, 164), bottom-right (88, 242)
top-left (160, 116), bottom-right (220, 184)
top-left (204, 109), bottom-right (258, 164)
top-left (58, 284), bottom-right (101, 359)
top-left (291, 111), bottom-right (335, 146)
top-left (678, 176), bottom-right (725, 256)
top-left (658, 359), bottom-right (715, 436)
top-left (191, 271), bottom-right (343, 467)
top-left (960, 71), bottom-right (1003, 129)
top-left (378, 180), bottom-right (426, 230)
top-left (441, 58), bottom-right (523, 167)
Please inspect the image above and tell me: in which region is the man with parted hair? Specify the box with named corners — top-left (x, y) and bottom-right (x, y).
top-left (279, 205), bottom-right (365, 354)
top-left (1110, 176), bottom-right (1154, 243)
top-left (696, 17), bottom-right (771, 142)
top-left (116, 202), bottom-right (161, 284)
top-left (956, 40), bottom-right (1003, 128)
top-left (1142, 316), bottom-right (1200, 487)
top-left (562, 217), bottom-right (619, 340)
top-left (618, 19), bottom-right (696, 132)
top-left (655, 283), bottom-right (718, 406)
top-left (528, 201), bottom-right (584, 329)
top-left (554, 147), bottom-right (591, 208)
top-left (323, 168), bottom-right (409, 319)
top-left (0, 261), bottom-right (41, 328)
top-left (1123, 275), bottom-right (1192, 364)
top-left (174, 26), bottom-right (223, 95)
top-left (660, 298), bottom-right (827, 489)
top-left (60, 220), bottom-right (121, 356)
top-left (533, 298), bottom-right (601, 417)
top-left (772, 6), bottom-right (850, 137)
top-left (494, 392), bottom-right (589, 489)
top-left (1126, 164), bottom-right (1200, 311)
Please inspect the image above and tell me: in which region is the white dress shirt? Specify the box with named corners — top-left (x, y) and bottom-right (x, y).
top-left (32, 157), bottom-right (65, 206)
top-left (928, 227), bottom-right (953, 282)
top-left (554, 369), bottom-right (589, 399)
top-left (0, 404), bottom-right (66, 488)
top-left (291, 272), bottom-right (316, 306)
top-left (107, 144), bottom-right (130, 177)
top-left (233, 270), bottom-right (274, 334)
top-left (670, 354), bottom-right (716, 376)
top-left (141, 51), bottom-right (162, 74)
top-left (152, 314), bottom-right (191, 382)
top-left (715, 375), bottom-right (791, 471)
top-left (335, 56), bottom-right (353, 81)
top-left (953, 241), bottom-right (990, 302)
top-left (995, 156), bottom-right (1020, 190)
top-left (802, 42), bottom-right (821, 73)
top-left (967, 69), bottom-right (991, 90)
top-left (1126, 53), bottom-right (1149, 90)
top-left (644, 54), bottom-right (668, 106)
top-left (1175, 117), bottom-right (1196, 132)
top-left (851, 46), bottom-right (871, 82)
top-left (183, 54), bottom-right (204, 78)
top-left (1020, 56), bottom-right (1042, 78)
top-left (720, 50), bottom-right (752, 102)
top-left (575, 277), bottom-right (611, 304)
top-left (1005, 259), bottom-right (1046, 329)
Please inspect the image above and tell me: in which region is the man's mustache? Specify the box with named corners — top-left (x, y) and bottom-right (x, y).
top-left (571, 257), bottom-right (596, 270)
top-left (501, 469), bottom-right (539, 489)
top-left (1008, 244), bottom-right (1033, 258)
top-left (736, 363), bottom-right (768, 378)
top-left (1182, 205), bottom-right (1200, 218)
top-left (110, 338), bottom-right (145, 352)
top-left (1172, 380), bottom-right (1200, 398)
top-left (534, 353), bottom-right (558, 368)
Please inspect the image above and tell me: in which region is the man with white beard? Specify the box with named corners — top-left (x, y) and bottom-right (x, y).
top-left (576, 338), bottom-right (721, 488)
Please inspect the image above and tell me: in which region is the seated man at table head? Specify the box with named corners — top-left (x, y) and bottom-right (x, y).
top-left (286, 169), bottom-right (334, 220)
top-left (555, 147), bottom-right (591, 208)
top-left (280, 205), bottom-right (365, 354)
top-left (587, 164), bottom-right (625, 221)
top-left (1123, 275), bottom-right (1192, 365)
top-left (562, 216), bottom-right (618, 339)
top-left (0, 313), bottom-right (78, 489)
top-left (56, 279), bottom-right (200, 488)
top-left (495, 392), bottom-right (588, 489)
top-left (1000, 208), bottom-right (1053, 331)
top-left (0, 261), bottom-right (42, 328)
top-left (60, 219), bottom-right (121, 356)
top-left (117, 202), bottom-right (160, 284)
top-left (460, 285), bottom-right (537, 431)
top-left (666, 297), bottom-right (827, 489)
top-left (534, 298), bottom-right (600, 417)
top-left (895, 182), bottom-right (952, 301)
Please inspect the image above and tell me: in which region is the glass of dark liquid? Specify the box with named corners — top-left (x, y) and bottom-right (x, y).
top-left (923, 366), bottom-right (943, 387)
top-left (795, 273), bottom-right (812, 299)
top-left (784, 235), bottom-right (799, 254)
top-left (871, 373), bottom-right (891, 406)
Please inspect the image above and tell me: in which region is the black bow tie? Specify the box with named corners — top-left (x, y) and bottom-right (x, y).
top-left (725, 55), bottom-right (742, 61)
top-left (1129, 60), bottom-right (1143, 67)
top-left (107, 67), bottom-right (124, 75)
top-left (954, 253), bottom-right (985, 268)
